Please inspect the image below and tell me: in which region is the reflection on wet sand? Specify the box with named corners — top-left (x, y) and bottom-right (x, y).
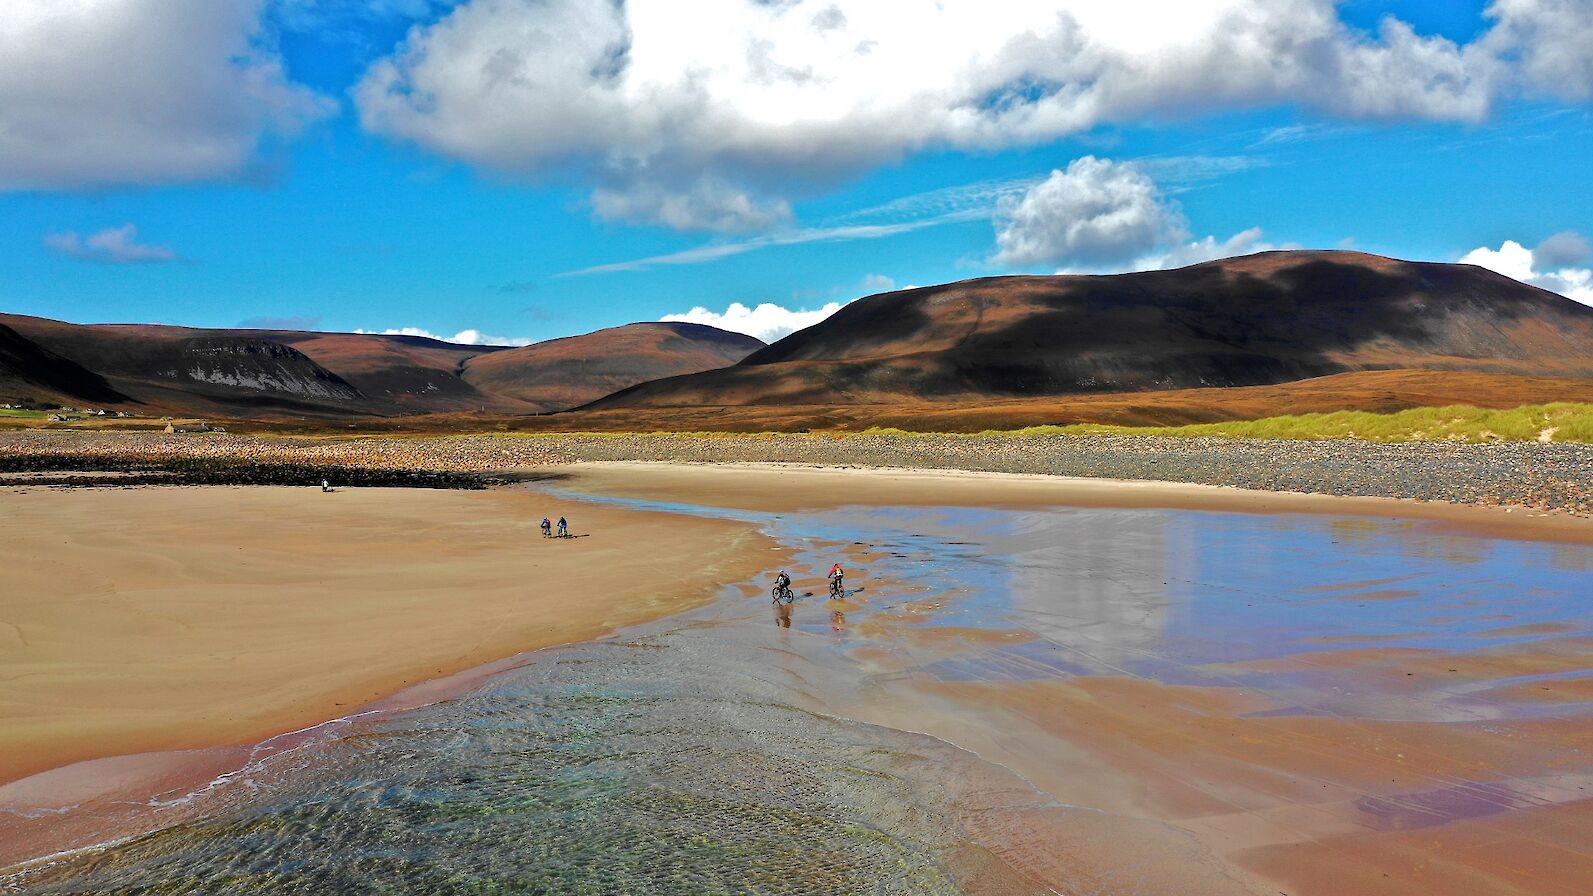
top-left (769, 505), bottom-right (1593, 896)
top-left (8, 495), bottom-right (1592, 896)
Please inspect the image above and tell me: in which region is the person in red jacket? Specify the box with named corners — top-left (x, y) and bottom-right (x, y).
top-left (828, 562), bottom-right (845, 598)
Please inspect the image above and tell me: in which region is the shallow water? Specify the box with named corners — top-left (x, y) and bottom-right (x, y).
top-left (10, 637), bottom-right (1038, 894)
top-left (8, 496), bottom-right (1592, 894)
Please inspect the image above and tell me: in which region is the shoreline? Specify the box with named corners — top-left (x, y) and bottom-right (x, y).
top-left (5, 429), bottom-right (1593, 516)
top-left (0, 490), bottom-right (767, 785)
top-left (0, 626), bottom-right (694, 875)
top-left (0, 483), bottom-right (770, 856)
top-left (554, 460), bottom-right (1593, 546)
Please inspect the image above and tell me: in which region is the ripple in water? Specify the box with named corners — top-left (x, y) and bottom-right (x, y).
top-left (9, 625), bottom-right (1050, 895)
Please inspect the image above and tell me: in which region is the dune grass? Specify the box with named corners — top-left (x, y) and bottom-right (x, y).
top-left (11, 404), bottom-right (1589, 444)
top-left (462, 404), bottom-right (1593, 442)
top-left (986, 402), bottom-right (1593, 443)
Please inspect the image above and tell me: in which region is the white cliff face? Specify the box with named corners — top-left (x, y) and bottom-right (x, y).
top-left (167, 339), bottom-right (363, 401)
top-left (183, 364), bottom-right (358, 399)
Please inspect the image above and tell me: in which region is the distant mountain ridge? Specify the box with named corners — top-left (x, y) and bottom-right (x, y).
top-left (8, 250), bottom-right (1592, 425)
top-left (0, 314), bottom-right (763, 418)
top-left (585, 251), bottom-right (1593, 410)
top-left (461, 322), bottom-right (764, 413)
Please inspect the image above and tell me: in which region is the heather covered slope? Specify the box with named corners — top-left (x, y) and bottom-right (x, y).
top-left (520, 370), bottom-right (1593, 434)
top-left (0, 315), bottom-right (760, 418)
top-left (461, 322), bottom-right (764, 412)
top-left (586, 251), bottom-right (1593, 410)
top-left (0, 314), bottom-right (379, 416)
top-left (260, 330), bottom-right (507, 412)
top-left (0, 322), bottom-right (127, 407)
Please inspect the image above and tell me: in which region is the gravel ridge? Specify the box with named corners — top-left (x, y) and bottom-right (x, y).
top-left (2, 431), bottom-right (1589, 515)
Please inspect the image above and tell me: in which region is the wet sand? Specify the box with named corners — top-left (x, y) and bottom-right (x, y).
top-left (556, 461), bottom-right (1593, 545)
top-left (0, 485), bottom-right (767, 786)
top-left (545, 472), bottom-right (1593, 894)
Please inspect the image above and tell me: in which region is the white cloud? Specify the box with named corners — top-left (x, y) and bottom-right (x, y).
top-left (1539, 269), bottom-right (1593, 306)
top-left (591, 177), bottom-right (792, 233)
top-left (1461, 240), bottom-right (1537, 281)
top-left (43, 225), bottom-right (179, 264)
top-left (1249, 123), bottom-right (1350, 147)
top-left (993, 157), bottom-right (1187, 266)
top-left (561, 210), bottom-right (979, 276)
top-left (355, 0), bottom-right (1514, 232)
top-left (994, 158), bottom-right (1285, 272)
top-left (574, 156), bottom-right (1276, 275)
top-left (661, 301), bottom-right (846, 342)
top-left (1483, 0), bottom-right (1593, 101)
top-left (1132, 227), bottom-right (1279, 271)
top-left (1136, 155), bottom-right (1271, 190)
top-left (1532, 230), bottom-right (1592, 268)
top-left (356, 326), bottom-right (534, 346)
top-left (655, 276), bottom-right (892, 345)
top-left (858, 273), bottom-right (895, 294)
top-left (1460, 233), bottom-right (1593, 306)
top-left (0, 0), bottom-right (332, 190)
top-left (830, 176), bottom-right (1039, 227)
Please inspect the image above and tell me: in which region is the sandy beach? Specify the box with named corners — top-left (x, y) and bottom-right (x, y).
top-left (9, 7), bottom-right (1593, 889)
top-left (5, 464), bottom-right (1591, 894)
top-left (0, 484), bottom-right (767, 786)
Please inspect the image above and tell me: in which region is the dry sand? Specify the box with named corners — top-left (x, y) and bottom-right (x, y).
top-left (0, 484), bottom-right (767, 786)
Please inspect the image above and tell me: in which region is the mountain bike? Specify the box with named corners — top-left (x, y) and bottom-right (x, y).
top-left (772, 583), bottom-right (795, 604)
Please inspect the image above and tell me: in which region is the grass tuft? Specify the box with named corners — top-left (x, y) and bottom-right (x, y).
top-left (992, 402), bottom-right (1593, 442)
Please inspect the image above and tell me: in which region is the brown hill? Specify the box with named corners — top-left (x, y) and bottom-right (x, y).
top-left (585, 251), bottom-right (1593, 411)
top-left (461, 322), bottom-right (763, 413)
top-left (0, 322), bottom-right (128, 407)
top-left (0, 316), bottom-right (367, 416)
top-left (0, 315), bottom-right (761, 418)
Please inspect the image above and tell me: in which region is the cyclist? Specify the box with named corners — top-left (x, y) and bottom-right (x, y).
top-left (540, 517), bottom-right (552, 538)
top-left (828, 562), bottom-right (845, 598)
top-left (556, 516), bottom-right (568, 538)
top-left (772, 569), bottom-right (793, 604)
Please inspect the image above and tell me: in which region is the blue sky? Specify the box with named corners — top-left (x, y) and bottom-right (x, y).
top-left (3, 0), bottom-right (1591, 344)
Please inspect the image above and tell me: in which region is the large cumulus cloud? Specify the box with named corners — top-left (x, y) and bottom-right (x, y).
top-left (992, 156), bottom-right (1276, 270)
top-left (7, 0), bottom-right (1589, 219)
top-left (992, 157), bottom-right (1185, 266)
top-left (354, 0), bottom-right (1512, 231)
top-left (0, 0), bottom-right (332, 190)
top-left (1483, 0), bottom-right (1593, 101)
top-left (661, 300), bottom-right (845, 343)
